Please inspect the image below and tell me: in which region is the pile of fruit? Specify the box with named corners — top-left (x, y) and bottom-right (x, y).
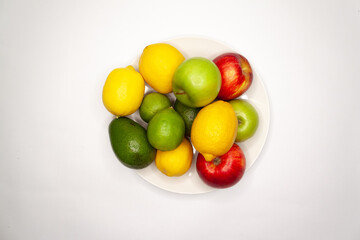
top-left (102, 43), bottom-right (259, 189)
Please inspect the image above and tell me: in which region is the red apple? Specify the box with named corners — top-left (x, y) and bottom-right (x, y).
top-left (213, 53), bottom-right (253, 100)
top-left (196, 144), bottom-right (246, 188)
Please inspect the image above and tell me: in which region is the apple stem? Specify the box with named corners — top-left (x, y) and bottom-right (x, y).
top-left (213, 157), bottom-right (221, 166)
top-left (175, 89), bottom-right (185, 95)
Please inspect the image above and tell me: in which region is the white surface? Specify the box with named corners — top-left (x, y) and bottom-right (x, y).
top-left (133, 37), bottom-right (270, 194)
top-left (1, 0), bottom-right (360, 239)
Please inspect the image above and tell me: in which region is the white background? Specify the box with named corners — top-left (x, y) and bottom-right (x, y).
top-left (1, 0), bottom-right (360, 239)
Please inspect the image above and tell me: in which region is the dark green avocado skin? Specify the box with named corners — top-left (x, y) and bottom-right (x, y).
top-left (174, 100), bottom-right (201, 136)
top-left (109, 117), bottom-right (156, 169)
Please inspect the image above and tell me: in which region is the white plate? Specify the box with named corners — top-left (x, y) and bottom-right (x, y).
top-left (128, 37), bottom-right (270, 194)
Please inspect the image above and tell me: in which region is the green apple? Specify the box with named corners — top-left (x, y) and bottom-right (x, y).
top-left (229, 99), bottom-right (259, 142)
top-left (172, 57), bottom-right (221, 108)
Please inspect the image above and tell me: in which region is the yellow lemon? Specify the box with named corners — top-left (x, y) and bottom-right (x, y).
top-left (139, 43), bottom-right (185, 94)
top-left (155, 138), bottom-right (193, 177)
top-left (102, 66), bottom-right (145, 116)
top-left (191, 100), bottom-right (238, 161)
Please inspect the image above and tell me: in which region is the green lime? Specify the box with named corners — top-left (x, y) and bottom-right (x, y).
top-left (147, 107), bottom-right (185, 151)
top-left (174, 99), bottom-right (201, 136)
top-left (109, 117), bottom-right (156, 169)
top-left (139, 92), bottom-right (172, 123)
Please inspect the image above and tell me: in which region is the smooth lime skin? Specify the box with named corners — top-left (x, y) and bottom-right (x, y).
top-left (173, 57), bottom-right (221, 108)
top-left (139, 92), bottom-right (172, 123)
top-left (147, 107), bottom-right (185, 151)
top-left (229, 99), bottom-right (259, 142)
top-left (109, 117), bottom-right (156, 169)
top-left (173, 99), bottom-right (201, 136)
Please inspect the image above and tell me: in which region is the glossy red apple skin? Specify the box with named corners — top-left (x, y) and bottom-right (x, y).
top-left (196, 144), bottom-right (246, 188)
top-left (213, 53), bottom-right (253, 100)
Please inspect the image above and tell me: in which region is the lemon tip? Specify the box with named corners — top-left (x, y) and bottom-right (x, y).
top-left (125, 65), bottom-right (136, 71)
top-left (202, 153), bottom-right (216, 162)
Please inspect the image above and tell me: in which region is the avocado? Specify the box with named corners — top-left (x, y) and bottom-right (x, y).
top-left (173, 100), bottom-right (201, 136)
top-left (109, 117), bottom-right (156, 169)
